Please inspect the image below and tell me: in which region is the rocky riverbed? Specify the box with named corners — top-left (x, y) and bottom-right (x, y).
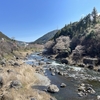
top-left (0, 51), bottom-right (55, 100)
top-left (25, 52), bottom-right (100, 100)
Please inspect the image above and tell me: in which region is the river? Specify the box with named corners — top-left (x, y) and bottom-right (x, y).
top-left (25, 52), bottom-right (100, 100)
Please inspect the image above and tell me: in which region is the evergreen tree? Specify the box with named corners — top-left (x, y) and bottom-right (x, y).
top-left (92, 7), bottom-right (97, 24)
top-left (88, 13), bottom-right (91, 26)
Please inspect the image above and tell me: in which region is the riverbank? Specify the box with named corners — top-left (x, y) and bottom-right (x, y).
top-left (0, 50), bottom-right (56, 100)
top-left (27, 52), bottom-right (100, 100)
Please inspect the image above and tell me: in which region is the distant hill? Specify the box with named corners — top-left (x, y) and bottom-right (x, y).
top-left (32, 30), bottom-right (59, 44)
top-left (0, 31), bottom-right (10, 40)
top-left (0, 31), bottom-right (21, 59)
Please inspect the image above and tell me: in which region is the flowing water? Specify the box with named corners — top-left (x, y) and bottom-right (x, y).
top-left (25, 53), bottom-right (100, 100)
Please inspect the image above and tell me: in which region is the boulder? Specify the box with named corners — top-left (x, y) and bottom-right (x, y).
top-left (56, 51), bottom-right (69, 58)
top-left (46, 61), bottom-right (51, 64)
top-left (0, 76), bottom-right (3, 88)
top-left (58, 71), bottom-right (63, 76)
top-left (98, 69), bottom-right (100, 72)
top-left (78, 63), bottom-right (85, 67)
top-left (51, 72), bottom-right (55, 76)
top-left (77, 83), bottom-right (95, 97)
top-left (55, 68), bottom-right (59, 73)
top-left (86, 87), bottom-right (95, 94)
top-left (60, 83), bottom-right (66, 88)
top-left (12, 62), bottom-right (20, 67)
top-left (83, 57), bottom-right (98, 65)
top-left (61, 59), bottom-right (68, 64)
top-left (87, 64), bottom-right (94, 70)
top-left (47, 84), bottom-right (59, 93)
top-left (31, 98), bottom-right (37, 100)
top-left (0, 60), bottom-right (6, 67)
top-left (50, 97), bottom-right (57, 100)
top-left (10, 80), bottom-right (22, 89)
top-left (97, 95), bottom-right (100, 100)
top-left (78, 86), bottom-right (86, 92)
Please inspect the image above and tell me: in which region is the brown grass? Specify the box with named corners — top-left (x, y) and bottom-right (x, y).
top-left (0, 59), bottom-right (52, 100)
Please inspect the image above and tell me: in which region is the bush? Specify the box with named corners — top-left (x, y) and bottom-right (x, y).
top-left (86, 30), bottom-right (95, 39)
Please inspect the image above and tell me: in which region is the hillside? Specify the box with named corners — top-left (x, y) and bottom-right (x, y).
top-left (0, 32), bottom-right (22, 59)
top-left (32, 30), bottom-right (58, 44)
top-left (0, 31), bottom-right (10, 40)
top-left (44, 7), bottom-right (100, 69)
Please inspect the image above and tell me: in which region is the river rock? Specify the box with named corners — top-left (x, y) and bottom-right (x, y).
top-left (31, 97), bottom-right (37, 100)
top-left (50, 97), bottom-right (57, 100)
top-left (10, 80), bottom-right (22, 89)
top-left (86, 87), bottom-right (96, 94)
top-left (51, 72), bottom-right (55, 76)
top-left (46, 61), bottom-right (51, 64)
top-left (61, 58), bottom-right (68, 64)
top-left (47, 84), bottom-right (59, 93)
top-left (98, 69), bottom-right (100, 72)
top-left (49, 67), bottom-right (55, 72)
top-left (78, 85), bottom-right (86, 92)
top-left (60, 83), bottom-right (66, 88)
top-left (58, 71), bottom-right (63, 76)
top-left (87, 64), bottom-right (94, 70)
top-left (55, 68), bottom-right (59, 73)
top-left (78, 63), bottom-right (85, 67)
top-left (0, 76), bottom-right (3, 88)
top-left (0, 60), bottom-right (6, 67)
top-left (97, 95), bottom-right (100, 100)
top-left (13, 62), bottom-right (20, 67)
top-left (77, 83), bottom-right (95, 97)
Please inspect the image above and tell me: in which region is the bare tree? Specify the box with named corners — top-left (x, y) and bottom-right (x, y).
top-left (53, 36), bottom-right (71, 53)
top-left (44, 40), bottom-right (55, 54)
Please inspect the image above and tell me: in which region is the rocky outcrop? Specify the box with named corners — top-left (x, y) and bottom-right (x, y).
top-left (61, 58), bottom-right (68, 64)
top-left (83, 57), bottom-right (98, 65)
top-left (47, 84), bottom-right (59, 93)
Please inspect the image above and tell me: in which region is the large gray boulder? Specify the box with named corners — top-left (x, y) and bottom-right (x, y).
top-left (47, 84), bottom-right (59, 93)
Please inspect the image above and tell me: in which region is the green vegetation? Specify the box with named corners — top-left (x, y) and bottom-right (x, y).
top-left (51, 7), bottom-right (100, 58)
top-left (53, 7), bottom-right (98, 40)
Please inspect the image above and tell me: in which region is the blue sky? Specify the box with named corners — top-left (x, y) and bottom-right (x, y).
top-left (0, 0), bottom-right (100, 42)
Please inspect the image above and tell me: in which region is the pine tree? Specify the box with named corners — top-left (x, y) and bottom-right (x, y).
top-left (88, 13), bottom-right (91, 26)
top-left (92, 7), bottom-right (97, 24)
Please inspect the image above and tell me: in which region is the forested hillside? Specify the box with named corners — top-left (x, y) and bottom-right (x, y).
top-left (45, 7), bottom-right (100, 66)
top-left (33, 30), bottom-right (58, 44)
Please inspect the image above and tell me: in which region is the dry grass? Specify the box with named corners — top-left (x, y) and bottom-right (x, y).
top-left (0, 59), bottom-right (52, 100)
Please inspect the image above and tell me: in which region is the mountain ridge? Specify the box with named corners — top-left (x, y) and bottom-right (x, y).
top-left (31, 30), bottom-right (59, 44)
